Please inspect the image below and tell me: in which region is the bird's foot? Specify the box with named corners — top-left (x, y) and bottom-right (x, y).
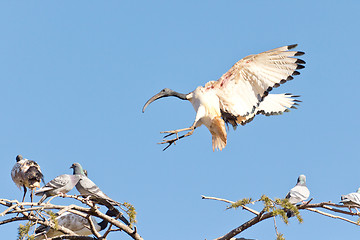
top-left (159, 127), bottom-right (195, 151)
top-left (158, 138), bottom-right (178, 151)
top-left (161, 127), bottom-right (193, 139)
top-left (57, 193), bottom-right (67, 198)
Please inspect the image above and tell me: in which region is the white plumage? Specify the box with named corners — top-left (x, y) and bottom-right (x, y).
top-left (341, 188), bottom-right (360, 213)
top-left (286, 175), bottom-right (310, 204)
top-left (143, 44), bottom-right (305, 151)
top-left (11, 155), bottom-right (44, 202)
top-left (285, 174), bottom-right (310, 217)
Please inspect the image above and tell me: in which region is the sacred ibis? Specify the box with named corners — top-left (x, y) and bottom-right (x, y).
top-left (143, 44), bottom-right (305, 151)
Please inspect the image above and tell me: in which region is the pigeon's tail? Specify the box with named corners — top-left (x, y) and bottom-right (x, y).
top-left (286, 209), bottom-right (295, 218)
top-left (119, 213), bottom-right (131, 226)
top-left (34, 224), bottom-right (49, 234)
top-left (34, 222), bottom-right (51, 240)
top-left (106, 206), bottom-right (131, 226)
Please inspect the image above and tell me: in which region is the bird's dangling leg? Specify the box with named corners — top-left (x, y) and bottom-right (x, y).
top-left (159, 125), bottom-right (196, 151)
top-left (30, 189), bottom-right (34, 202)
top-left (22, 185), bottom-right (27, 202)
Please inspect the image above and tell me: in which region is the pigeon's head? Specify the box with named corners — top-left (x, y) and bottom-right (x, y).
top-left (297, 174), bottom-right (306, 185)
top-left (357, 188), bottom-right (360, 194)
top-left (16, 155), bottom-right (23, 162)
top-left (70, 162), bottom-right (85, 176)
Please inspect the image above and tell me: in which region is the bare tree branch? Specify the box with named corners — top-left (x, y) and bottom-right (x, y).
top-left (203, 195), bottom-right (360, 240)
top-left (0, 197), bottom-right (143, 240)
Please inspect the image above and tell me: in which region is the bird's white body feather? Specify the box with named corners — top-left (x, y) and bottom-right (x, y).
top-left (287, 185), bottom-right (310, 204)
top-left (341, 189), bottom-right (360, 207)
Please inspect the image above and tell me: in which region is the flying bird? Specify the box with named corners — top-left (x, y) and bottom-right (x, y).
top-left (285, 174), bottom-right (310, 217)
top-left (340, 188), bottom-right (360, 213)
top-left (143, 44), bottom-right (305, 151)
top-left (71, 163), bottom-right (130, 225)
top-left (34, 209), bottom-right (118, 240)
top-left (11, 155), bottom-right (44, 202)
top-left (35, 172), bottom-right (81, 204)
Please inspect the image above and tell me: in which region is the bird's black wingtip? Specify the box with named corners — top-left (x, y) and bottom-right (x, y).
top-left (287, 44), bottom-right (298, 50)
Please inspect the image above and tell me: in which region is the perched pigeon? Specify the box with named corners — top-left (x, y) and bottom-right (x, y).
top-left (285, 174), bottom-right (310, 217)
top-left (340, 188), bottom-right (360, 213)
top-left (71, 163), bottom-right (130, 225)
top-left (11, 155), bottom-right (44, 202)
top-left (34, 209), bottom-right (118, 240)
top-left (35, 171), bottom-right (81, 203)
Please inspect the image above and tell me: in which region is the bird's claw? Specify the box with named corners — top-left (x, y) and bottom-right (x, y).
top-left (158, 127), bottom-right (195, 150)
top-left (160, 130), bottom-right (180, 139)
top-left (158, 138), bottom-right (178, 151)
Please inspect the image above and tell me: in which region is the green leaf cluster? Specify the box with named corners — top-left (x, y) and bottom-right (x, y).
top-left (123, 202), bottom-right (137, 227)
top-left (17, 221), bottom-right (34, 240)
top-left (229, 198), bottom-right (252, 209)
top-left (276, 233), bottom-right (285, 240)
top-left (46, 210), bottom-right (59, 230)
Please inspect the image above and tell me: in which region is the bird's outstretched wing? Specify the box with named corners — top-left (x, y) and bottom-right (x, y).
top-left (214, 44), bottom-right (305, 126)
top-left (236, 93), bottom-right (301, 127)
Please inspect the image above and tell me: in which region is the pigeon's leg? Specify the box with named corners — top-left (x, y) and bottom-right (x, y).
top-left (21, 186), bottom-right (27, 202)
top-left (57, 192), bottom-right (68, 198)
top-left (348, 207), bottom-right (353, 213)
top-left (355, 207), bottom-right (359, 214)
top-left (160, 123), bottom-right (197, 151)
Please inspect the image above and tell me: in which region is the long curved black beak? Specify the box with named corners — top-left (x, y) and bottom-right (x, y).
top-left (142, 92), bottom-right (167, 113)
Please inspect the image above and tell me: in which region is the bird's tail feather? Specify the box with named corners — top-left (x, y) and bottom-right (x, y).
top-left (210, 116), bottom-right (227, 151)
top-left (287, 209), bottom-right (295, 218)
top-left (106, 206), bottom-right (131, 226)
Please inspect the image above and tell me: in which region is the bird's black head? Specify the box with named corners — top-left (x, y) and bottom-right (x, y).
top-left (70, 162), bottom-right (85, 176)
top-left (142, 88), bottom-right (188, 113)
top-left (16, 155), bottom-right (23, 162)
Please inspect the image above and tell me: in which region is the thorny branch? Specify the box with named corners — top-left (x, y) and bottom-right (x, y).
top-left (0, 196), bottom-right (143, 240)
top-left (202, 195), bottom-right (360, 240)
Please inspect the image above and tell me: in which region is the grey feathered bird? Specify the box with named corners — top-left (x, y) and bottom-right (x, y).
top-left (340, 188), bottom-right (360, 213)
top-left (11, 155), bottom-right (44, 202)
top-left (285, 174), bottom-right (310, 217)
top-left (34, 209), bottom-right (118, 240)
top-left (35, 171), bottom-right (81, 204)
top-left (71, 163), bottom-right (130, 226)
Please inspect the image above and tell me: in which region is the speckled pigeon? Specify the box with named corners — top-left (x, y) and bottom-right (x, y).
top-left (11, 154), bottom-right (44, 202)
top-left (341, 187), bottom-right (360, 213)
top-left (285, 174), bottom-right (310, 217)
top-left (71, 162), bottom-right (130, 225)
top-left (35, 171), bottom-right (81, 203)
top-left (34, 209), bottom-right (118, 240)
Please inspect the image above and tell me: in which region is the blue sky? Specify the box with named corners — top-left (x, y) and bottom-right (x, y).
top-left (1, 1), bottom-right (359, 239)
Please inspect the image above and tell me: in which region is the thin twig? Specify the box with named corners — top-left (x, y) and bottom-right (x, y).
top-left (201, 195), bottom-right (259, 215)
top-left (306, 208), bottom-right (360, 226)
